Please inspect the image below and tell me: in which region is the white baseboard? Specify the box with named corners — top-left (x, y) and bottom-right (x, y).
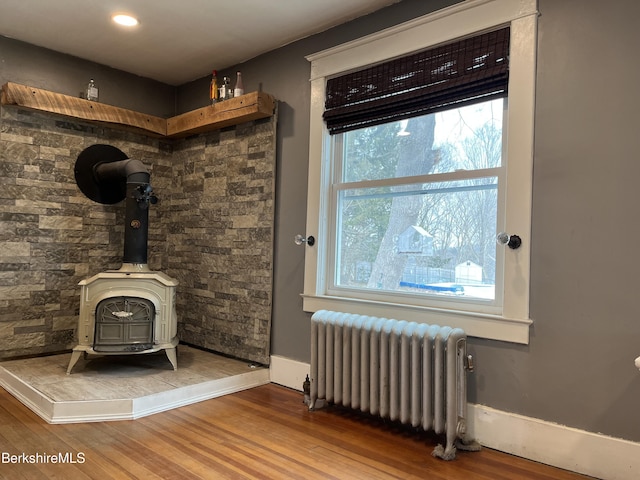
top-left (468, 404), bottom-right (639, 480)
top-left (270, 355), bottom-right (640, 480)
top-left (269, 355), bottom-right (310, 391)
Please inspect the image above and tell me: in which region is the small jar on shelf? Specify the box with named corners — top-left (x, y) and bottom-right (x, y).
top-left (86, 79), bottom-right (99, 102)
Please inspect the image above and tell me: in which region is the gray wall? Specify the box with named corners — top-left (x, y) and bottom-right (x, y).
top-left (0, 36), bottom-right (176, 118)
top-left (195, 0), bottom-right (640, 443)
top-left (2, 0), bottom-right (640, 443)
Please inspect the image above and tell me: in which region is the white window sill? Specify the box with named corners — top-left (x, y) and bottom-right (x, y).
top-left (302, 294), bottom-right (531, 344)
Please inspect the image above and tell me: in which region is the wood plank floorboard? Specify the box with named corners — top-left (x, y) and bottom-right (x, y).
top-left (0, 383), bottom-right (596, 480)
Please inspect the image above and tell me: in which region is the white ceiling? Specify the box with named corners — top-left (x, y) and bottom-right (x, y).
top-left (0, 0), bottom-right (399, 86)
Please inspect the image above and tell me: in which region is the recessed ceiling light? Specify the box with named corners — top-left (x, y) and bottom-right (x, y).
top-left (112, 14), bottom-right (139, 27)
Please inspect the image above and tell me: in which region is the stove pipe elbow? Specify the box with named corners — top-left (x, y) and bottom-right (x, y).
top-left (94, 158), bottom-right (156, 266)
top-left (94, 158), bottom-right (150, 184)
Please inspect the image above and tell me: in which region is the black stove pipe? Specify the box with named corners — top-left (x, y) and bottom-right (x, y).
top-left (94, 159), bottom-right (157, 265)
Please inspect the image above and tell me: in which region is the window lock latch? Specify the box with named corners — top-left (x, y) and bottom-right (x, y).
top-left (496, 232), bottom-right (522, 249)
top-left (295, 234), bottom-right (315, 247)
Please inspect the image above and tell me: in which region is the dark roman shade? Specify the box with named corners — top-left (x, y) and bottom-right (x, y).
top-left (323, 27), bottom-right (510, 135)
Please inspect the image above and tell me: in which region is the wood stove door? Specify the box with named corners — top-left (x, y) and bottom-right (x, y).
top-left (94, 296), bottom-right (154, 352)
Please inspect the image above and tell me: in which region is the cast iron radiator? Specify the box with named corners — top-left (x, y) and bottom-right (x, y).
top-left (308, 310), bottom-right (479, 460)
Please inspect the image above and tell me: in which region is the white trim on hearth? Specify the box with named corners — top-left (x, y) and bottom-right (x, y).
top-left (0, 363), bottom-right (269, 424)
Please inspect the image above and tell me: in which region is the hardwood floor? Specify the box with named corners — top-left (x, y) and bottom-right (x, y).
top-left (0, 384), bottom-right (594, 480)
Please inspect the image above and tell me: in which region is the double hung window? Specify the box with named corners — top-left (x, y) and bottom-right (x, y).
top-left (330, 98), bottom-right (504, 311)
top-left (303, 0), bottom-right (538, 343)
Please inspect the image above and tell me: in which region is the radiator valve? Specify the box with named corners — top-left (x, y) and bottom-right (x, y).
top-left (465, 354), bottom-right (475, 372)
top-left (303, 374), bottom-right (310, 404)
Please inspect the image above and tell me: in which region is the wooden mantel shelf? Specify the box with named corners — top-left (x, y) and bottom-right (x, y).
top-left (1, 82), bottom-right (166, 136)
top-left (166, 92), bottom-right (275, 138)
top-left (1, 82), bottom-right (276, 138)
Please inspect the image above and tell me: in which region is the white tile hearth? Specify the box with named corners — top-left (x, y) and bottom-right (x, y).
top-left (0, 345), bottom-right (269, 424)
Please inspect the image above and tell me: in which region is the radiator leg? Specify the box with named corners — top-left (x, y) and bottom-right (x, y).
top-left (308, 398), bottom-right (327, 411)
top-left (455, 437), bottom-right (482, 452)
top-left (432, 443), bottom-right (457, 461)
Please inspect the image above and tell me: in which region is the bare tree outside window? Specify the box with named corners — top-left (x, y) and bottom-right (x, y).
top-left (366, 115), bottom-right (437, 290)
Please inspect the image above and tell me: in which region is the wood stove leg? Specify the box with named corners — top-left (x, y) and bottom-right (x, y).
top-left (67, 349), bottom-right (84, 375)
top-left (165, 347), bottom-right (178, 371)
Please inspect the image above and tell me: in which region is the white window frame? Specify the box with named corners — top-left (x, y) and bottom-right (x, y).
top-left (303, 0), bottom-right (538, 344)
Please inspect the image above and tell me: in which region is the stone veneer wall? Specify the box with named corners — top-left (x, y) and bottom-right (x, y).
top-left (0, 105), bottom-right (276, 365)
top-left (168, 118), bottom-right (276, 365)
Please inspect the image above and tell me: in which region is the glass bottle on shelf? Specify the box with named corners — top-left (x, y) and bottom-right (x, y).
top-left (234, 71), bottom-right (244, 97)
top-left (220, 76), bottom-right (232, 100)
top-left (86, 79), bottom-right (99, 102)
top-left (219, 77), bottom-right (226, 101)
top-left (210, 70), bottom-right (219, 105)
